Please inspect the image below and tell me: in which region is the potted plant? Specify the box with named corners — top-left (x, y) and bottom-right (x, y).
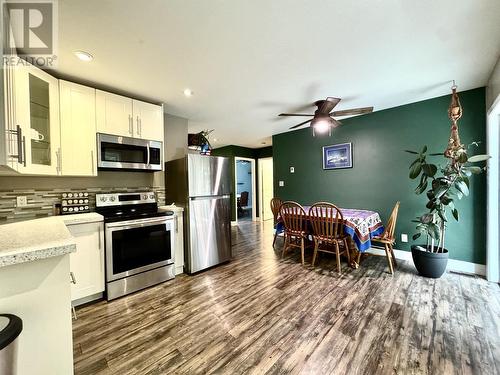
top-left (405, 143), bottom-right (489, 278)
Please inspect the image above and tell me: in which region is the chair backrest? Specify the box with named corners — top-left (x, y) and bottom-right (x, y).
top-left (240, 191), bottom-right (249, 206)
top-left (279, 201), bottom-right (306, 234)
top-left (308, 202), bottom-right (344, 241)
top-left (270, 197), bottom-right (283, 222)
top-left (381, 201), bottom-right (400, 240)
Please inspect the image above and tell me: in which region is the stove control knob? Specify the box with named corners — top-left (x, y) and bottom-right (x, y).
top-left (142, 194), bottom-right (148, 200)
top-left (99, 196), bottom-right (107, 202)
top-left (109, 196), bottom-right (116, 202)
top-left (149, 194), bottom-right (155, 200)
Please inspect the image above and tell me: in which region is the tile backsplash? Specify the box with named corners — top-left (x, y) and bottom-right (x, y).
top-left (0, 186), bottom-right (165, 223)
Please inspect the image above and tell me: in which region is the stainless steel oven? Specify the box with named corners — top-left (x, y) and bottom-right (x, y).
top-left (97, 133), bottom-right (162, 171)
top-left (105, 216), bottom-right (175, 300)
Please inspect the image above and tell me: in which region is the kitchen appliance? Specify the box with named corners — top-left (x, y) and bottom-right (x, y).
top-left (95, 191), bottom-right (175, 300)
top-left (97, 133), bottom-right (163, 171)
top-left (165, 154), bottom-right (232, 274)
top-left (61, 191), bottom-right (90, 214)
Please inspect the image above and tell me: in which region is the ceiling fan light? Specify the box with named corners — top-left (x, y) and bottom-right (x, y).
top-left (311, 118), bottom-right (332, 134)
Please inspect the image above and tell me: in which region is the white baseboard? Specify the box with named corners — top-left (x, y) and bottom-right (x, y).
top-left (367, 247), bottom-right (486, 277)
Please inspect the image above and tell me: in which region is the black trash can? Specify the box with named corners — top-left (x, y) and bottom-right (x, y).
top-left (0, 314), bottom-right (23, 375)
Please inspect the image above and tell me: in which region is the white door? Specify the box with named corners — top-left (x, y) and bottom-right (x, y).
top-left (260, 158), bottom-right (274, 220)
top-left (96, 90), bottom-right (133, 137)
top-left (132, 99), bottom-right (163, 141)
top-left (68, 222), bottom-right (105, 302)
top-left (59, 81), bottom-right (97, 176)
top-left (14, 64), bottom-right (61, 175)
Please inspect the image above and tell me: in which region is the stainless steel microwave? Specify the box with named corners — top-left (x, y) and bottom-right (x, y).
top-left (97, 133), bottom-right (163, 171)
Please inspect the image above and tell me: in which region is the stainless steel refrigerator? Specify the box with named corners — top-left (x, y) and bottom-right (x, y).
top-left (165, 154), bottom-right (232, 274)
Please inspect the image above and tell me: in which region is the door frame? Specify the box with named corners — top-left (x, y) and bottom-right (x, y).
top-left (258, 157), bottom-right (273, 221)
top-left (486, 93), bottom-right (500, 283)
top-left (234, 156), bottom-right (256, 224)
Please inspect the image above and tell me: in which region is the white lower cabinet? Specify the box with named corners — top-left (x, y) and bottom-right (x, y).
top-left (172, 209), bottom-right (185, 275)
top-left (67, 221), bottom-right (105, 304)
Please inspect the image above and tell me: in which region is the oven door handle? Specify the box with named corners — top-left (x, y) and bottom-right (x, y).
top-left (106, 216), bottom-right (173, 229)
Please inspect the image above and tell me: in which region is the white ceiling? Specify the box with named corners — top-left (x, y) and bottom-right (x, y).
top-left (56, 0), bottom-right (500, 148)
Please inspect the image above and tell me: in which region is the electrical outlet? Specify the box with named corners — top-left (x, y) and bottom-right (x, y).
top-left (16, 196), bottom-right (28, 207)
top-left (290, 166), bottom-right (295, 173)
top-left (279, 180), bottom-right (285, 187)
top-left (401, 233), bottom-right (408, 243)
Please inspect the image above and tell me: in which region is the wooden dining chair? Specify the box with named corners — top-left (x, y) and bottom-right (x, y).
top-left (270, 197), bottom-right (283, 247)
top-left (308, 202), bottom-right (350, 274)
top-left (371, 201), bottom-right (400, 275)
top-left (279, 201), bottom-right (308, 264)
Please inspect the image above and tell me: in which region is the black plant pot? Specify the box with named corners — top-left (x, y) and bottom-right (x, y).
top-left (411, 245), bottom-right (449, 278)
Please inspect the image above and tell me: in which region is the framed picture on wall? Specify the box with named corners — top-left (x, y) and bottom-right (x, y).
top-left (322, 143), bottom-right (353, 170)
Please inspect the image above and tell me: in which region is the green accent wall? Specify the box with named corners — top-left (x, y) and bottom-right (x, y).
top-left (272, 88), bottom-right (487, 264)
top-left (212, 145), bottom-right (273, 221)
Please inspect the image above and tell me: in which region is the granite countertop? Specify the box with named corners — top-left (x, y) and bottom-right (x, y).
top-left (159, 204), bottom-right (184, 213)
top-left (0, 212), bottom-right (104, 268)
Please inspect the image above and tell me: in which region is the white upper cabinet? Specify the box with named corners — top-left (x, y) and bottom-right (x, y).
top-left (13, 63), bottom-right (61, 175)
top-left (59, 81), bottom-right (97, 176)
top-left (96, 90), bottom-right (134, 137)
top-left (132, 100), bottom-right (164, 141)
top-left (3, 57), bottom-right (20, 172)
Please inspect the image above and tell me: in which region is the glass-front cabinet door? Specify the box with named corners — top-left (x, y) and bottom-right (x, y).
top-left (14, 63), bottom-right (60, 175)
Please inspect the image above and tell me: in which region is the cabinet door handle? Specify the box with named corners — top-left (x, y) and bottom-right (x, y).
top-left (128, 114), bottom-right (133, 135)
top-left (91, 150), bottom-right (95, 175)
top-left (22, 135), bottom-right (26, 167)
top-left (98, 225), bottom-right (102, 250)
top-left (8, 125), bottom-right (23, 164)
top-left (136, 116), bottom-right (141, 137)
top-left (70, 272), bottom-right (77, 284)
top-left (56, 147), bottom-right (62, 174)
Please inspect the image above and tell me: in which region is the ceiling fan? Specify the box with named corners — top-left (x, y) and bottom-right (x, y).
top-left (279, 97), bottom-right (373, 135)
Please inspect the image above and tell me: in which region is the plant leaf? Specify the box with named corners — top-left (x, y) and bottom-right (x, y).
top-left (429, 152), bottom-right (444, 156)
top-left (412, 233), bottom-right (421, 241)
top-left (455, 180), bottom-right (469, 196)
top-left (405, 150), bottom-right (419, 154)
top-left (422, 163), bottom-right (437, 177)
top-left (467, 154), bottom-right (491, 163)
top-left (452, 208), bottom-right (459, 221)
top-left (463, 166), bottom-right (482, 174)
top-left (421, 145), bottom-right (428, 154)
top-left (415, 180), bottom-right (428, 195)
top-left (409, 163), bottom-right (422, 179)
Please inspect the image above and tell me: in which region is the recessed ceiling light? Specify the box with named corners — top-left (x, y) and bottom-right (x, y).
top-left (183, 88), bottom-right (194, 97)
top-left (74, 50), bottom-right (93, 62)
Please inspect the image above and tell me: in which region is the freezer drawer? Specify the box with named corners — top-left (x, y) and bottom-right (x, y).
top-left (187, 195), bottom-right (231, 273)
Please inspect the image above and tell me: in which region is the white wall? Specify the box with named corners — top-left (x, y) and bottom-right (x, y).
top-left (487, 56), bottom-right (500, 109)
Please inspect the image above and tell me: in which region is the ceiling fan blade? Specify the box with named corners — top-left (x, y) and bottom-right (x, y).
top-left (318, 97), bottom-right (341, 114)
top-left (289, 119), bottom-right (312, 129)
top-left (331, 118), bottom-right (342, 128)
top-left (278, 113), bottom-right (314, 117)
top-left (330, 106), bottom-right (373, 117)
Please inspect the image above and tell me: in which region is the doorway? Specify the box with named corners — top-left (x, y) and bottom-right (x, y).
top-left (235, 157), bottom-right (256, 223)
top-left (487, 94), bottom-right (500, 282)
top-left (258, 157), bottom-right (274, 221)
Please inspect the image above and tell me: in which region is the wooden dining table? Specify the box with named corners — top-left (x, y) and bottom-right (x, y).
top-left (278, 206), bottom-right (385, 268)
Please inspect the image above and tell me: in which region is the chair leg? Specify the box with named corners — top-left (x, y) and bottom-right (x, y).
top-left (282, 235), bottom-right (289, 258)
top-left (390, 244), bottom-right (397, 267)
top-left (300, 237), bottom-right (305, 265)
top-left (343, 238), bottom-right (351, 265)
top-left (312, 241), bottom-right (318, 267)
top-left (272, 230), bottom-right (278, 248)
top-left (385, 244), bottom-right (394, 275)
top-left (335, 242), bottom-right (342, 274)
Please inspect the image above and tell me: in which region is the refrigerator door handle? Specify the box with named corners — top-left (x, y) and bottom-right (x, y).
top-left (190, 195), bottom-right (230, 200)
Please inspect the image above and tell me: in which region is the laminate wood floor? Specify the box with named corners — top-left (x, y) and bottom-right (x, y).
top-left (73, 220), bottom-right (500, 375)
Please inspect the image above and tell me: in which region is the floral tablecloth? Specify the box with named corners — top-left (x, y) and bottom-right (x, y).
top-left (277, 207), bottom-right (384, 252)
